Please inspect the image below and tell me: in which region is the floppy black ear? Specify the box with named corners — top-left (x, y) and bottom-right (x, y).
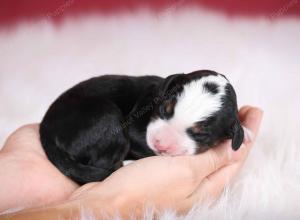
top-left (160, 73), bottom-right (185, 96)
top-left (231, 120), bottom-right (244, 151)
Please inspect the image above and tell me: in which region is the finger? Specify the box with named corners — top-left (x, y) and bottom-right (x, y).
top-left (238, 105), bottom-right (252, 119)
top-left (183, 140), bottom-right (233, 180)
top-left (227, 106), bottom-right (263, 161)
top-left (238, 106), bottom-right (255, 143)
top-left (182, 107), bottom-right (263, 210)
top-left (181, 106), bottom-right (263, 179)
top-left (240, 107), bottom-right (263, 139)
top-left (68, 182), bottom-right (100, 200)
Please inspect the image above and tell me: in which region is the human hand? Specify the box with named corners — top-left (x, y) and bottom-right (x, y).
top-left (0, 124), bottom-right (79, 213)
top-left (0, 106), bottom-right (262, 219)
top-left (69, 106), bottom-right (263, 218)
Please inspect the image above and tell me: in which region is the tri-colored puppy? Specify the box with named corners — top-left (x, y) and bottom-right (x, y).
top-left (40, 70), bottom-right (244, 184)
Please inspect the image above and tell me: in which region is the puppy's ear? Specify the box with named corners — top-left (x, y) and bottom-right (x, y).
top-left (160, 73), bottom-right (185, 95)
top-left (231, 120), bottom-right (244, 150)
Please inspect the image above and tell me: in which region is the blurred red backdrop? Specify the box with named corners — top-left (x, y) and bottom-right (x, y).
top-left (1, 0), bottom-right (300, 25)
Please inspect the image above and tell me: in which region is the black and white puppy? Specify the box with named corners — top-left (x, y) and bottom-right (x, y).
top-left (40, 70), bottom-right (244, 184)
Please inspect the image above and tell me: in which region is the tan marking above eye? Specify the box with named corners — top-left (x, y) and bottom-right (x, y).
top-left (191, 125), bottom-right (202, 134)
top-left (164, 101), bottom-right (174, 114)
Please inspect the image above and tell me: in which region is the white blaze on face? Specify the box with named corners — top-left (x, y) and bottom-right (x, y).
top-left (146, 74), bottom-right (228, 155)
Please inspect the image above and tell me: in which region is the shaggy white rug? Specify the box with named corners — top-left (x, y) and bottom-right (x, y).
top-left (0, 7), bottom-right (299, 219)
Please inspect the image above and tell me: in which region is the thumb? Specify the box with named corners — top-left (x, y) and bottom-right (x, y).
top-left (187, 106), bottom-right (263, 180)
top-left (178, 107), bottom-right (263, 213)
top-left (186, 140), bottom-right (234, 181)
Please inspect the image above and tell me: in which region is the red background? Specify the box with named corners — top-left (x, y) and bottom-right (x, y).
top-left (1, 0), bottom-right (300, 26)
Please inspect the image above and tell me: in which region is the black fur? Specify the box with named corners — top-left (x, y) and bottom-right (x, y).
top-left (203, 82), bottom-right (219, 94)
top-left (40, 71), bottom-right (243, 184)
top-left (40, 75), bottom-right (162, 184)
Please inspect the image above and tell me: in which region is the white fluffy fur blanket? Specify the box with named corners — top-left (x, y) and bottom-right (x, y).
top-left (0, 8), bottom-right (299, 219)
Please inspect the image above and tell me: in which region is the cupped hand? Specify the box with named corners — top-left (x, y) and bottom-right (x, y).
top-left (0, 106), bottom-right (263, 219)
top-left (69, 106), bottom-right (263, 218)
top-left (0, 124), bottom-right (79, 213)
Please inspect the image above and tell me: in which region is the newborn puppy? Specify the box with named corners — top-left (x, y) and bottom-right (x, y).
top-left (40, 70), bottom-right (244, 184)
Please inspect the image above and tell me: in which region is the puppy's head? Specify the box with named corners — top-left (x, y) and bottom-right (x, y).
top-left (146, 70), bottom-right (244, 156)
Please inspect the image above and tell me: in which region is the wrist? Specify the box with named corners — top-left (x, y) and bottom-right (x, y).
top-left (0, 202), bottom-right (80, 220)
top-left (83, 188), bottom-right (143, 219)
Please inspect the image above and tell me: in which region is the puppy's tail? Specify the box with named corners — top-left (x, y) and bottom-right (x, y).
top-left (40, 138), bottom-right (114, 185)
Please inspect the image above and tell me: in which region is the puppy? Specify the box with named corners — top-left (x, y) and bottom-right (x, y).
top-left (40, 70), bottom-right (244, 184)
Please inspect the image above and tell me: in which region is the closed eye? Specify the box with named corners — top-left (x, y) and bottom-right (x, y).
top-left (186, 128), bottom-right (211, 143)
top-left (159, 100), bottom-right (175, 120)
top-left (186, 127), bottom-right (209, 137)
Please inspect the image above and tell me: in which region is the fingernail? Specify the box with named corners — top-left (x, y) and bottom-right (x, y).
top-left (243, 126), bottom-right (253, 144)
top-left (249, 107), bottom-right (264, 119)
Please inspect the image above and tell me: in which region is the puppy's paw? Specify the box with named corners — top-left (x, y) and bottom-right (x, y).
top-left (123, 160), bottom-right (134, 166)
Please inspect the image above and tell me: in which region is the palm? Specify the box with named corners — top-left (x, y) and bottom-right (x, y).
top-left (0, 124), bottom-right (78, 212)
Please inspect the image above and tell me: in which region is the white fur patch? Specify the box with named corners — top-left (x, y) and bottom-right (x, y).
top-left (172, 74), bottom-right (228, 127)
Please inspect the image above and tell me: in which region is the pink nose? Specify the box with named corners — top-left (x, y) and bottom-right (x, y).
top-left (153, 139), bottom-right (171, 152)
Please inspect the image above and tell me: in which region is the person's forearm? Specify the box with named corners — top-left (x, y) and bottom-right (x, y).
top-left (0, 192), bottom-right (141, 220)
top-left (0, 202), bottom-right (80, 220)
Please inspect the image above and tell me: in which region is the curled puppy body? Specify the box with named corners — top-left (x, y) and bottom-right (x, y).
top-left (40, 70), bottom-right (244, 184)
